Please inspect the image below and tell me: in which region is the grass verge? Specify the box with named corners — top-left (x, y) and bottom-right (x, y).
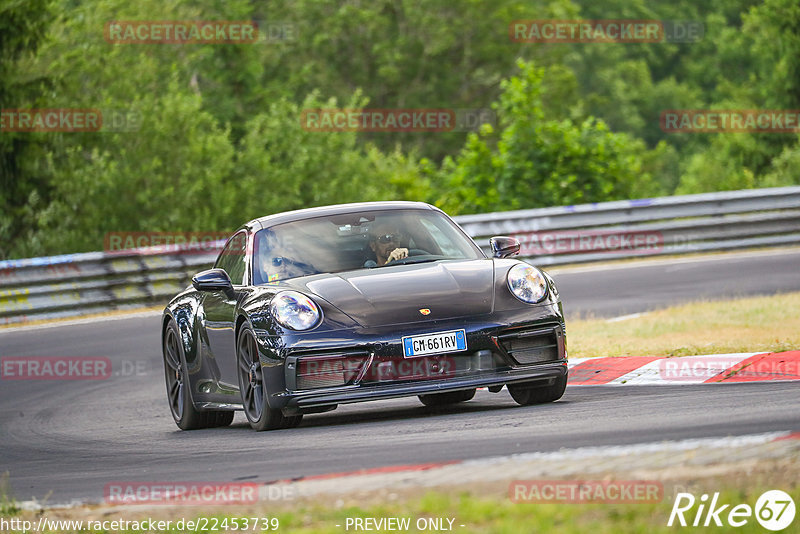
top-left (1, 472), bottom-right (20, 516)
top-left (567, 291), bottom-right (800, 358)
top-left (2, 474), bottom-right (797, 533)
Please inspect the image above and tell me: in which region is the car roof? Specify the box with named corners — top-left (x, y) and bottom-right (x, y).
top-left (247, 201), bottom-right (440, 231)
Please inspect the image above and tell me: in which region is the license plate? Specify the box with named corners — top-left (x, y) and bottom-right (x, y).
top-left (402, 329), bottom-right (467, 357)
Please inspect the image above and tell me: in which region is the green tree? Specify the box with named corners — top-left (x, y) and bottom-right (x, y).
top-left (675, 0), bottom-right (800, 193)
top-left (233, 92), bottom-right (425, 223)
top-left (438, 61), bottom-right (659, 214)
top-left (256, 0), bottom-right (580, 161)
top-left (6, 0), bottom-right (800, 258)
top-left (24, 80), bottom-right (237, 256)
top-left (0, 0), bottom-right (56, 258)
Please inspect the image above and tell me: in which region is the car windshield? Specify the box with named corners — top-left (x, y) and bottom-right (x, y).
top-left (252, 208), bottom-right (484, 284)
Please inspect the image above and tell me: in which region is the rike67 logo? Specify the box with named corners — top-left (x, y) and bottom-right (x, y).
top-left (668, 490), bottom-right (795, 531)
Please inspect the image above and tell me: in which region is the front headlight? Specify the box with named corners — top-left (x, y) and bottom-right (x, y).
top-left (269, 291), bottom-right (321, 330)
top-left (507, 264), bottom-right (548, 304)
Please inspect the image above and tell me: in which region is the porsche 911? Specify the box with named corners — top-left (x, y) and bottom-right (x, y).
top-left (161, 202), bottom-right (568, 431)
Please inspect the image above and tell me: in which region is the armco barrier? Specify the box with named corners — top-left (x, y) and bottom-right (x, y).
top-left (2, 186), bottom-right (800, 324)
top-left (456, 186), bottom-right (800, 264)
top-left (0, 248), bottom-right (219, 325)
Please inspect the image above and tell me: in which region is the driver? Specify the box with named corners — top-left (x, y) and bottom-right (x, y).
top-left (365, 223), bottom-right (409, 267)
top-left (256, 233), bottom-right (306, 283)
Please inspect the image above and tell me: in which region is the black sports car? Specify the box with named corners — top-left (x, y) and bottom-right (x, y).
top-left (161, 202), bottom-right (568, 431)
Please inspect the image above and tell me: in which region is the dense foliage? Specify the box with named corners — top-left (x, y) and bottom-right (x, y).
top-left (1, 0), bottom-right (798, 258)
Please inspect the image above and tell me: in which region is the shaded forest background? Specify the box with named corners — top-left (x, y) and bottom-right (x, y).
top-left (1, 0), bottom-right (799, 258)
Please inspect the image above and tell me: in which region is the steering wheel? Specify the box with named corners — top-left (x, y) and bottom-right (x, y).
top-left (385, 249), bottom-right (434, 265)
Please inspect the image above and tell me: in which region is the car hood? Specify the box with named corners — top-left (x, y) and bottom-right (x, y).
top-left (292, 259), bottom-right (495, 327)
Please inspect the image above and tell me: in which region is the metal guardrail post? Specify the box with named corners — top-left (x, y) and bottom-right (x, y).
top-left (2, 187), bottom-right (800, 324)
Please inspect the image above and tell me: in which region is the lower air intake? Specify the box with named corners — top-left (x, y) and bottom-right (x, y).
top-left (498, 326), bottom-right (563, 365)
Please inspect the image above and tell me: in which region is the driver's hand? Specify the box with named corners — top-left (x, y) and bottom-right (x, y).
top-left (387, 248), bottom-right (408, 263)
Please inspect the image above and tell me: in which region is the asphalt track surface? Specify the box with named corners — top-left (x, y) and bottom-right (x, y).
top-left (552, 248), bottom-right (800, 318)
top-left (1, 249), bottom-right (799, 505)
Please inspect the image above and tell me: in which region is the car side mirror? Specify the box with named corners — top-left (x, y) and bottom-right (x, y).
top-left (192, 268), bottom-right (233, 292)
top-left (489, 236), bottom-right (521, 259)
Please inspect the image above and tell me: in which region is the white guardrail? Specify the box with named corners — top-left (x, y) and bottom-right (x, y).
top-left (2, 186), bottom-right (800, 325)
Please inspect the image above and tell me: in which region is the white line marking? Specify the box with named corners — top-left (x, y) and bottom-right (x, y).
top-left (0, 309), bottom-right (162, 334)
top-left (608, 353), bottom-right (758, 385)
top-left (606, 312), bottom-right (647, 323)
top-left (463, 431), bottom-right (791, 466)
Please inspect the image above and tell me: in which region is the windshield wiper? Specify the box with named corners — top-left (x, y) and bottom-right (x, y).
top-left (379, 256), bottom-right (443, 267)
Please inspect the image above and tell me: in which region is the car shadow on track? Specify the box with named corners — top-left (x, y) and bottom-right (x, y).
top-left (218, 396), bottom-right (574, 432)
top-left (299, 403), bottom-right (511, 428)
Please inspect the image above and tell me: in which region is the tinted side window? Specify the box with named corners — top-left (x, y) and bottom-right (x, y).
top-left (214, 231), bottom-right (248, 285)
top-left (418, 218), bottom-right (466, 257)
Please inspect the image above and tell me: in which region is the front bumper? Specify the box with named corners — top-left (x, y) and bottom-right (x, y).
top-left (280, 361), bottom-right (567, 413)
top-left (260, 304), bottom-right (568, 413)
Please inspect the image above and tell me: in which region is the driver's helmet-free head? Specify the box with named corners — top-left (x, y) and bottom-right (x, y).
top-left (256, 231), bottom-right (295, 283)
top-left (369, 221), bottom-right (409, 248)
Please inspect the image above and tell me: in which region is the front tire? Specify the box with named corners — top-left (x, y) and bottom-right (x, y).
top-left (163, 320), bottom-right (231, 430)
top-left (237, 325), bottom-right (302, 431)
top-left (418, 388), bottom-right (476, 407)
top-left (507, 374), bottom-right (567, 406)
